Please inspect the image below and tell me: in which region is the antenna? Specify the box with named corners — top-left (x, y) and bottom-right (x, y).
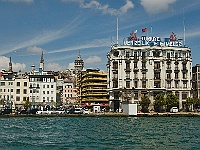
top-left (116, 17), bottom-right (118, 45)
top-left (183, 17), bottom-right (186, 46)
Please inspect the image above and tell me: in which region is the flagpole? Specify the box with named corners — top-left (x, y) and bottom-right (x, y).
top-left (147, 27), bottom-right (148, 37)
top-left (116, 17), bottom-right (118, 45)
top-left (151, 26), bottom-right (152, 36)
top-left (183, 17), bottom-right (186, 46)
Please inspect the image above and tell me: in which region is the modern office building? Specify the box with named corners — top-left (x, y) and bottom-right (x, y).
top-left (107, 32), bottom-right (192, 111)
top-left (77, 69), bottom-right (109, 107)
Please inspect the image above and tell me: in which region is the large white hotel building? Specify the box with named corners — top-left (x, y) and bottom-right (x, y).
top-left (107, 32), bottom-right (192, 112)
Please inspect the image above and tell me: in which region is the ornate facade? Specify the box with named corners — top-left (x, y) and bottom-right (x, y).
top-left (107, 34), bottom-right (192, 111)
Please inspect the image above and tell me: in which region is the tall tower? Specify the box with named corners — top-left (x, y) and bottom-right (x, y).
top-left (74, 50), bottom-right (84, 74)
top-left (39, 51), bottom-right (44, 72)
top-left (8, 57), bottom-right (12, 72)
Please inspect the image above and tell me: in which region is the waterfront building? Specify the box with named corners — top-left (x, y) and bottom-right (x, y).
top-left (29, 70), bottom-right (56, 105)
top-left (14, 75), bottom-right (29, 109)
top-left (28, 53), bottom-right (56, 105)
top-left (0, 58), bottom-right (29, 109)
top-left (77, 69), bottom-right (109, 107)
top-left (192, 64), bottom-right (200, 99)
top-left (107, 32), bottom-right (192, 111)
top-left (62, 79), bottom-right (77, 106)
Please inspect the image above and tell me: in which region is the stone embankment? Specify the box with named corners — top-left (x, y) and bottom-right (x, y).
top-left (0, 112), bottom-right (200, 117)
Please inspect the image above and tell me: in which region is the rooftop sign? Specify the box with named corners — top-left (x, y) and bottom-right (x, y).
top-left (123, 32), bottom-right (183, 47)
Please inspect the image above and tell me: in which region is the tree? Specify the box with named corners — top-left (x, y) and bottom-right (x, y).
top-left (165, 93), bottom-right (179, 112)
top-left (186, 97), bottom-right (194, 112)
top-left (194, 98), bottom-right (200, 109)
top-left (154, 94), bottom-right (166, 112)
top-left (23, 100), bottom-right (32, 110)
top-left (140, 96), bottom-right (150, 113)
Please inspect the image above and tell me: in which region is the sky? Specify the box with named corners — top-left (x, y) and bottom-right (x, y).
top-left (0, 0), bottom-right (200, 72)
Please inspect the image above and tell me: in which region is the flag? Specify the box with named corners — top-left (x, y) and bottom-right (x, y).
top-left (142, 28), bottom-right (147, 33)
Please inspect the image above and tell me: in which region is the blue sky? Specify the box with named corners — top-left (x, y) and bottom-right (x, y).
top-left (0, 0), bottom-right (200, 72)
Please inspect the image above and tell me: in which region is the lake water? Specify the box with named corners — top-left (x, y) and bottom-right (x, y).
top-left (0, 116), bottom-right (199, 150)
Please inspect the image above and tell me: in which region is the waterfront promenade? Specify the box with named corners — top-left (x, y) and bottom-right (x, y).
top-left (1, 112), bottom-right (200, 117)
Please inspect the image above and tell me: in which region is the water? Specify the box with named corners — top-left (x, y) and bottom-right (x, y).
top-left (0, 117), bottom-right (199, 150)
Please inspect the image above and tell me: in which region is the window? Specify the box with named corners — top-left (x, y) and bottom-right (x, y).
top-left (183, 64), bottom-right (187, 70)
top-left (134, 92), bottom-right (138, 99)
top-left (175, 81), bottom-right (179, 88)
top-left (23, 97), bottom-right (26, 101)
top-left (167, 81), bottom-right (171, 88)
top-left (175, 73), bottom-right (179, 79)
top-left (182, 93), bottom-right (187, 100)
top-left (47, 85), bottom-right (49, 88)
top-left (51, 91), bottom-right (53, 94)
top-left (43, 91), bottom-right (45, 94)
top-left (142, 81), bottom-right (146, 88)
top-left (134, 81), bottom-right (138, 88)
top-left (51, 85), bottom-right (53, 88)
top-left (154, 62), bottom-right (160, 69)
top-left (142, 73), bottom-right (146, 79)
top-left (167, 52), bottom-right (170, 58)
top-left (23, 89), bottom-right (27, 94)
top-left (43, 85), bottom-right (45, 88)
top-left (16, 96), bottom-right (20, 101)
top-left (142, 62), bottom-right (146, 69)
top-left (134, 62), bottom-right (137, 68)
top-left (167, 73), bottom-right (171, 79)
top-left (113, 81), bottom-right (118, 88)
top-left (134, 72), bottom-right (138, 79)
top-left (47, 91), bottom-right (49, 94)
top-left (113, 62), bottom-right (118, 69)
top-left (0, 82), bottom-right (5, 86)
top-left (24, 82), bottom-right (27, 87)
top-left (154, 81), bottom-right (161, 88)
top-left (154, 72), bottom-right (160, 79)
top-left (17, 82), bottom-right (20, 86)
top-left (183, 73), bottom-right (187, 79)
top-left (16, 89), bottom-right (20, 94)
top-left (126, 63), bottom-right (130, 70)
top-left (126, 81), bottom-right (130, 88)
top-left (126, 72), bottom-right (130, 79)
top-left (183, 81), bottom-right (187, 88)
top-left (126, 51), bottom-right (130, 58)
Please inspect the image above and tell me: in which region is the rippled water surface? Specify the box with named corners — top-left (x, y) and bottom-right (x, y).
top-left (0, 117), bottom-right (199, 150)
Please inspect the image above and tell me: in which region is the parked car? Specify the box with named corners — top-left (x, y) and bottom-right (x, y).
top-left (170, 107), bottom-right (179, 113)
top-left (74, 108), bottom-right (83, 114)
top-left (83, 108), bottom-right (89, 114)
top-left (66, 108), bottom-right (75, 114)
top-left (0, 109), bottom-right (12, 115)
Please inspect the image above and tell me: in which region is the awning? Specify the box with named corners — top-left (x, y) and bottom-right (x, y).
top-left (100, 103), bottom-right (109, 107)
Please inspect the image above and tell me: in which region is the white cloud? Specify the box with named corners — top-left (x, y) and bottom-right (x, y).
top-left (45, 62), bottom-right (65, 71)
top-left (67, 62), bottom-right (74, 69)
top-left (84, 56), bottom-right (101, 64)
top-left (2, 0), bottom-right (33, 3)
top-left (48, 38), bottom-right (109, 54)
top-left (0, 56), bottom-right (26, 72)
top-left (27, 46), bottom-right (44, 54)
top-left (63, 0), bottom-right (134, 16)
top-left (140, 0), bottom-right (176, 14)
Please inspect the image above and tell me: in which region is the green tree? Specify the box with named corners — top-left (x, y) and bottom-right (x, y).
top-left (186, 97), bottom-right (194, 112)
top-left (194, 98), bottom-right (200, 109)
top-left (140, 96), bottom-right (150, 113)
top-left (154, 94), bottom-right (166, 112)
top-left (165, 93), bottom-right (179, 111)
top-left (23, 100), bottom-right (32, 110)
